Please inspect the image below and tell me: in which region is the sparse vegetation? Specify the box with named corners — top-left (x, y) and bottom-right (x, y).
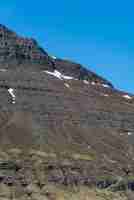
top-left (71, 152), bottom-right (95, 161)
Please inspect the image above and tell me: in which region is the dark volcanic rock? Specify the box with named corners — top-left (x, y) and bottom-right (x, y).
top-left (55, 58), bottom-right (113, 87)
top-left (0, 24), bottom-right (133, 185)
top-left (0, 24), bottom-right (52, 70)
top-left (0, 24), bottom-right (113, 86)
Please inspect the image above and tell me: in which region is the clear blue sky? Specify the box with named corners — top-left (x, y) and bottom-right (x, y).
top-left (0, 1), bottom-right (133, 93)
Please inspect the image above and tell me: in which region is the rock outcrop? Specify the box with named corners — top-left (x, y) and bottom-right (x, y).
top-left (0, 24), bottom-right (113, 87)
top-left (0, 24), bottom-right (49, 65)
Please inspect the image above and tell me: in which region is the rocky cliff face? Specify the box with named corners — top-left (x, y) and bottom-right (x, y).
top-left (0, 24), bottom-right (49, 65)
top-left (0, 24), bottom-right (113, 86)
top-left (0, 25), bottom-right (133, 199)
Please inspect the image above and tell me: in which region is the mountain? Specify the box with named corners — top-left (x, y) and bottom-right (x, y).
top-left (0, 24), bottom-right (133, 199)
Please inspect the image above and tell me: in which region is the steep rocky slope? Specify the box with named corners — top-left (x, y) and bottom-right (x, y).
top-left (0, 24), bottom-right (133, 199)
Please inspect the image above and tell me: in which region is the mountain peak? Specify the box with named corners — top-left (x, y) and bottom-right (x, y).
top-left (0, 24), bottom-right (114, 88)
top-left (0, 24), bottom-right (49, 65)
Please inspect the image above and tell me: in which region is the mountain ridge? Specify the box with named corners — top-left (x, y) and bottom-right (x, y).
top-left (0, 24), bottom-right (114, 88)
top-left (0, 24), bottom-right (133, 199)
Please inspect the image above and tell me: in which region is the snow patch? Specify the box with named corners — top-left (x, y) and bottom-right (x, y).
top-left (128, 132), bottom-right (133, 136)
top-left (45, 70), bottom-right (63, 80)
top-left (8, 88), bottom-right (16, 104)
top-left (64, 83), bottom-right (70, 88)
top-left (102, 84), bottom-right (110, 88)
top-left (91, 81), bottom-right (96, 85)
top-left (122, 94), bottom-right (132, 100)
top-left (91, 82), bottom-right (110, 88)
top-left (62, 75), bottom-right (74, 80)
top-left (83, 80), bottom-right (89, 84)
top-left (44, 70), bottom-right (74, 80)
top-left (103, 94), bottom-right (109, 97)
top-left (0, 69), bottom-right (7, 72)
